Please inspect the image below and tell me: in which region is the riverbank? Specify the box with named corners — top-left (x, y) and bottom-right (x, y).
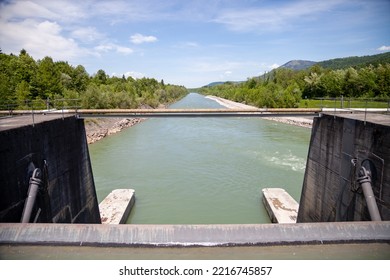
top-left (85, 104), bottom-right (168, 144)
top-left (85, 118), bottom-right (144, 144)
top-left (205, 95), bottom-right (313, 128)
top-left (84, 95), bottom-right (312, 144)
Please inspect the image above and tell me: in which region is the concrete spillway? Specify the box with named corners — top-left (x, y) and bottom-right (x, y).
top-left (0, 222), bottom-right (389, 247)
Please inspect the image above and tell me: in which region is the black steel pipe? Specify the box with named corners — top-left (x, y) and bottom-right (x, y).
top-left (21, 168), bottom-right (42, 223)
top-left (357, 166), bottom-right (382, 221)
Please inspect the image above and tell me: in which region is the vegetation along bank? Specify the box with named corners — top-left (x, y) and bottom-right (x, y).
top-left (1, 50), bottom-right (389, 141)
top-left (0, 49), bottom-right (188, 143)
top-left (198, 52), bottom-right (390, 109)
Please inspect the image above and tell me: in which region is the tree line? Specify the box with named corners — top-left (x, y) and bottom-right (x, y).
top-left (317, 51), bottom-right (390, 70)
top-left (198, 62), bottom-right (390, 108)
top-left (0, 49), bottom-right (187, 109)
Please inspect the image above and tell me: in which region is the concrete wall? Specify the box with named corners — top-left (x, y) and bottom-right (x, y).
top-left (0, 115), bottom-right (100, 223)
top-left (298, 113), bottom-right (390, 222)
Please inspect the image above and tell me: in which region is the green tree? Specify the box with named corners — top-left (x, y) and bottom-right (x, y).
top-left (318, 69), bottom-right (344, 97)
top-left (15, 80), bottom-right (31, 104)
top-left (303, 72), bottom-right (323, 98)
top-left (81, 84), bottom-right (106, 109)
top-left (17, 50), bottom-right (37, 84)
top-left (92, 69), bottom-right (108, 85)
top-left (357, 65), bottom-right (377, 97)
top-left (0, 53), bottom-right (18, 104)
top-left (374, 64), bottom-right (390, 97)
top-left (72, 65), bottom-right (89, 92)
top-left (32, 56), bottom-right (63, 99)
top-left (343, 67), bottom-right (359, 97)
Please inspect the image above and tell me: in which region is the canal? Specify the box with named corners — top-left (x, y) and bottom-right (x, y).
top-left (89, 93), bottom-right (311, 224)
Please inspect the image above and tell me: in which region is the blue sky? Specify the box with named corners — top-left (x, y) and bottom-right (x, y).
top-left (0, 0), bottom-right (389, 88)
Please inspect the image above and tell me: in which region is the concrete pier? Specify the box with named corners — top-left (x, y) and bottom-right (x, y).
top-left (262, 188), bottom-right (299, 223)
top-left (99, 189), bottom-right (135, 224)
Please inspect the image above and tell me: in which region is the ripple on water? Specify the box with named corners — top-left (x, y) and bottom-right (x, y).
top-left (90, 93), bottom-right (311, 224)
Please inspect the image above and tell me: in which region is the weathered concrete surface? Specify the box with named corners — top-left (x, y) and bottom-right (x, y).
top-left (262, 188), bottom-right (298, 223)
top-left (298, 113), bottom-right (390, 222)
top-left (99, 189), bottom-right (135, 224)
top-left (3, 243), bottom-right (389, 259)
top-left (0, 114), bottom-right (100, 223)
top-left (0, 222), bottom-right (389, 247)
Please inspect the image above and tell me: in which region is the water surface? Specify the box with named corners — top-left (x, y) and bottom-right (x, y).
top-left (89, 93), bottom-right (311, 224)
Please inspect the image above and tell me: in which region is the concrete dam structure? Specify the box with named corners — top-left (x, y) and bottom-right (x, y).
top-left (299, 113), bottom-right (390, 222)
top-left (0, 110), bottom-right (389, 259)
top-left (0, 115), bottom-right (100, 223)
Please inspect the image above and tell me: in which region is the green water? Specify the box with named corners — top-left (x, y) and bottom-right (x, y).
top-left (89, 93), bottom-right (311, 224)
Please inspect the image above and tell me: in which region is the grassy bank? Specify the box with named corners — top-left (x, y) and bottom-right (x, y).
top-left (299, 98), bottom-right (389, 108)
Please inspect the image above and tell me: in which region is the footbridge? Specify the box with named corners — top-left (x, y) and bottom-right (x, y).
top-left (1, 102), bottom-right (389, 260)
top-left (1, 107), bottom-right (388, 119)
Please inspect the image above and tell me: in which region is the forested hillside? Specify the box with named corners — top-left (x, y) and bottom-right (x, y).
top-left (199, 54), bottom-right (390, 108)
top-left (0, 49), bottom-right (187, 109)
top-left (317, 52), bottom-right (390, 70)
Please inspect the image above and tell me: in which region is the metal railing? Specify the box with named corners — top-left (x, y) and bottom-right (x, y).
top-left (1, 97), bottom-right (389, 124)
top-left (312, 96), bottom-right (390, 111)
top-left (0, 98), bottom-right (80, 112)
top-left (0, 98), bottom-right (81, 126)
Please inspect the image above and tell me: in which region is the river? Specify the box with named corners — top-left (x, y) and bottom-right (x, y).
top-left (89, 93), bottom-right (311, 224)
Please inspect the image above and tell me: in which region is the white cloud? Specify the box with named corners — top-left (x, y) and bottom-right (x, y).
top-left (0, 18), bottom-right (84, 60)
top-left (112, 71), bottom-right (146, 79)
top-left (183, 42), bottom-right (199, 47)
top-left (270, 63), bottom-right (280, 69)
top-left (92, 0), bottom-right (158, 22)
top-left (0, 0), bottom-right (59, 21)
top-left (94, 44), bottom-right (113, 52)
top-left (219, 70), bottom-right (233, 79)
top-left (130, 33), bottom-right (158, 44)
top-left (173, 41), bottom-right (200, 49)
top-left (0, 0), bottom-right (136, 61)
top-left (71, 27), bottom-right (104, 43)
top-left (123, 71), bottom-right (146, 79)
top-left (116, 46), bottom-right (134, 54)
top-left (94, 43), bottom-right (133, 55)
top-left (0, 0), bottom-right (90, 61)
top-left (377, 45), bottom-right (390, 51)
top-left (214, 0), bottom-right (344, 32)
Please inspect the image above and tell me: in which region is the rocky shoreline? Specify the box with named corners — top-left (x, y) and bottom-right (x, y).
top-left (205, 95), bottom-right (313, 129)
top-left (85, 95), bottom-right (313, 144)
top-left (85, 118), bottom-right (144, 144)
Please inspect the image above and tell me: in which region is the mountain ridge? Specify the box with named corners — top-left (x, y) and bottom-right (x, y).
top-left (202, 52), bottom-right (390, 87)
top-left (279, 60), bottom-right (316, 70)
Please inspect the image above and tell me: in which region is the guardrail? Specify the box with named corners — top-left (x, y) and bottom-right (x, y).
top-left (311, 96), bottom-right (390, 110)
top-left (1, 98), bottom-right (389, 122)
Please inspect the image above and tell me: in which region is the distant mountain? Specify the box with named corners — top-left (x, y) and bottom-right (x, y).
top-left (204, 81), bottom-right (243, 87)
top-left (279, 60), bottom-right (316, 70)
top-left (205, 81), bottom-right (226, 87)
top-left (280, 52), bottom-right (390, 71)
top-left (202, 52), bottom-right (390, 87)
